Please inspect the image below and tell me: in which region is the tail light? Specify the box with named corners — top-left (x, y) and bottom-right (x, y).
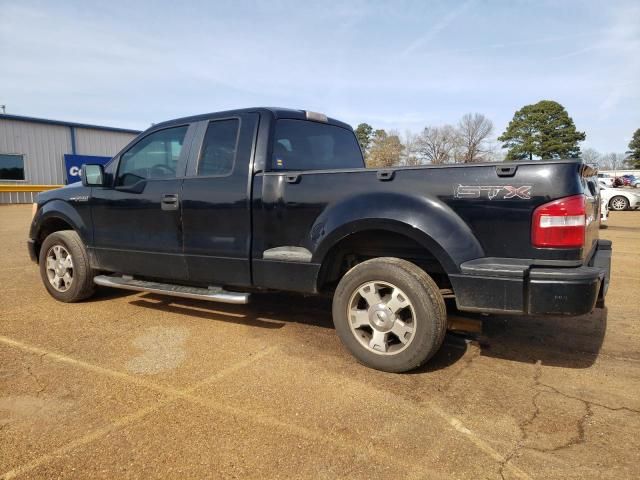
top-left (532, 194), bottom-right (586, 248)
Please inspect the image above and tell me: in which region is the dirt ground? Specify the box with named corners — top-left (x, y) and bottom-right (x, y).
top-left (1, 204), bottom-right (639, 479)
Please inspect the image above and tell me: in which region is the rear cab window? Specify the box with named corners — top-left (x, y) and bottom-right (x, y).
top-left (271, 120), bottom-right (364, 171)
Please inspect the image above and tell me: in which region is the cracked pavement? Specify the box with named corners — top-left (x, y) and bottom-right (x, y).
top-left (1, 205), bottom-right (639, 479)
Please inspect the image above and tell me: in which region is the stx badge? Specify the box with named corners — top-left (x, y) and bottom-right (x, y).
top-left (454, 185), bottom-right (532, 200)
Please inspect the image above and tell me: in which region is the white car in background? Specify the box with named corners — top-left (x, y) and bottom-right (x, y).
top-left (597, 174), bottom-right (615, 187)
top-left (598, 181), bottom-right (640, 211)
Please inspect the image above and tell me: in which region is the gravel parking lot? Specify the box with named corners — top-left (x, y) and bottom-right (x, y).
top-left (1, 204), bottom-right (639, 479)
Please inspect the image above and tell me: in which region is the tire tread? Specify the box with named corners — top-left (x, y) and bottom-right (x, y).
top-left (332, 257), bottom-right (447, 373)
top-left (39, 230), bottom-right (96, 302)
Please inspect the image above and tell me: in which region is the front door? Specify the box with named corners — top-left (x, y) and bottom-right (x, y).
top-left (90, 124), bottom-right (191, 280)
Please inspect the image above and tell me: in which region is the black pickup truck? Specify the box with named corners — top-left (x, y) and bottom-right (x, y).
top-left (28, 107), bottom-right (611, 372)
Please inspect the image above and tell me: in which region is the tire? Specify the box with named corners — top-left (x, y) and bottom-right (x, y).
top-left (332, 257), bottom-right (447, 373)
top-left (609, 195), bottom-right (629, 211)
top-left (39, 230), bottom-right (96, 302)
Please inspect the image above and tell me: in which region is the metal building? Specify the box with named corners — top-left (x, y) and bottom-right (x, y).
top-left (0, 114), bottom-right (141, 203)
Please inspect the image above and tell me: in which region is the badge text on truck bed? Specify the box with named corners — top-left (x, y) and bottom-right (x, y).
top-left (454, 184), bottom-right (532, 200)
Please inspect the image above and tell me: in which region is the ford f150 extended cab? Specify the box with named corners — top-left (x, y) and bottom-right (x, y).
top-left (28, 107), bottom-right (611, 372)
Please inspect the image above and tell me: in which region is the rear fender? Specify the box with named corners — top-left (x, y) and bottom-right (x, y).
top-left (311, 192), bottom-right (484, 273)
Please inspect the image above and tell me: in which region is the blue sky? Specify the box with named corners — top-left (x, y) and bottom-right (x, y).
top-left (1, 0), bottom-right (638, 152)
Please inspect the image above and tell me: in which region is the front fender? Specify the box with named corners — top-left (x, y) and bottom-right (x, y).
top-left (310, 192), bottom-right (484, 273)
top-left (31, 199), bottom-right (92, 245)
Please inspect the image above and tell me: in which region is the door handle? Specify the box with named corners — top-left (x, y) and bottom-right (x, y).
top-left (285, 174), bottom-right (301, 184)
top-left (161, 194), bottom-right (179, 211)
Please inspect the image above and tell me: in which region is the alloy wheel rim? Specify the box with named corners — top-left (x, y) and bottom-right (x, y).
top-left (347, 281), bottom-right (416, 355)
top-left (612, 198), bottom-right (626, 210)
top-left (45, 245), bottom-right (74, 292)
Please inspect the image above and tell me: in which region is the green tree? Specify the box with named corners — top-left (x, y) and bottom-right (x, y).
top-left (498, 100), bottom-right (586, 160)
top-left (367, 129), bottom-right (404, 168)
top-left (626, 128), bottom-right (640, 168)
top-left (354, 123), bottom-right (373, 157)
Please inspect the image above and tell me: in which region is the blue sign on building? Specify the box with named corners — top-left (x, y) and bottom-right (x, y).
top-left (63, 154), bottom-right (111, 184)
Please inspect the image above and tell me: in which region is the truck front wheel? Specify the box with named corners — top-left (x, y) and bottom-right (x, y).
top-left (332, 257), bottom-right (447, 373)
top-left (39, 230), bottom-right (96, 302)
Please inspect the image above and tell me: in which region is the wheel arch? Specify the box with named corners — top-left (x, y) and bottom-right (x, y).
top-left (32, 201), bottom-right (90, 259)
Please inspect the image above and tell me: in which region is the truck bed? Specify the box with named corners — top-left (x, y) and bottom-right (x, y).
top-left (253, 159), bottom-right (598, 269)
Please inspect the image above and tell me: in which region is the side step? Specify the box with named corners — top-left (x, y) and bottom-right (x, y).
top-left (93, 275), bottom-right (250, 304)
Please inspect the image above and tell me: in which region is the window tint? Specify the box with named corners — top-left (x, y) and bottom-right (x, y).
top-left (272, 120), bottom-right (364, 171)
top-left (117, 126), bottom-right (188, 186)
top-left (0, 154), bottom-right (25, 180)
top-left (198, 119), bottom-right (239, 176)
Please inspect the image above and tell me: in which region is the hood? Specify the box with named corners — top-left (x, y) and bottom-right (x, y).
top-left (36, 181), bottom-right (88, 204)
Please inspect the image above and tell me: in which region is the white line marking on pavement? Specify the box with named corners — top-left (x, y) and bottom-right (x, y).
top-left (0, 335), bottom-right (530, 479)
top-left (0, 335), bottom-right (275, 480)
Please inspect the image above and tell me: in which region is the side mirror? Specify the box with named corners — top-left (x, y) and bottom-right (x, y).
top-left (81, 164), bottom-right (105, 186)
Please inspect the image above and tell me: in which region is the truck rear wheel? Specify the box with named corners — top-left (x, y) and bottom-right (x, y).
top-left (332, 257), bottom-right (447, 373)
top-left (39, 230), bottom-right (96, 302)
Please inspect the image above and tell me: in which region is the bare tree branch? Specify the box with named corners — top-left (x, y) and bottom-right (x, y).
top-left (417, 125), bottom-right (460, 164)
top-left (458, 113), bottom-right (493, 163)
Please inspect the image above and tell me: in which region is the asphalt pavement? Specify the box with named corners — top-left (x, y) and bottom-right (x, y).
top-left (1, 205), bottom-right (639, 479)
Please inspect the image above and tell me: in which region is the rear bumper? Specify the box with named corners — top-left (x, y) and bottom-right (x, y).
top-left (449, 240), bottom-right (612, 316)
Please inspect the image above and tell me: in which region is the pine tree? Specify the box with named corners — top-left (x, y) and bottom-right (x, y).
top-left (627, 128), bottom-right (640, 168)
top-left (354, 123), bottom-right (373, 157)
top-left (498, 100), bottom-right (585, 160)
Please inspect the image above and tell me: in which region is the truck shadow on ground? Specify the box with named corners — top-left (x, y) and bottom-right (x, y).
top-left (84, 286), bottom-right (138, 302)
top-left (126, 291), bottom-right (469, 370)
top-left (128, 291), bottom-right (338, 330)
top-left (113, 288), bottom-right (606, 372)
top-left (454, 307), bottom-right (608, 370)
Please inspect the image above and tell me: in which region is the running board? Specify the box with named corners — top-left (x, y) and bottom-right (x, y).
top-left (93, 275), bottom-right (250, 304)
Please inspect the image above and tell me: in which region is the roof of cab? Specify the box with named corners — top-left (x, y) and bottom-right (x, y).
top-left (149, 107), bottom-right (353, 132)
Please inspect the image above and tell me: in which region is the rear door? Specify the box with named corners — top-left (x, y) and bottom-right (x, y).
top-left (180, 113), bottom-right (259, 287)
top-left (91, 124), bottom-right (193, 280)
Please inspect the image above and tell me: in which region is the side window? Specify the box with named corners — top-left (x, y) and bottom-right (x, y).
top-left (198, 119), bottom-right (239, 176)
top-left (117, 126), bottom-right (188, 186)
top-left (271, 119), bottom-right (364, 171)
top-left (0, 154), bottom-right (25, 180)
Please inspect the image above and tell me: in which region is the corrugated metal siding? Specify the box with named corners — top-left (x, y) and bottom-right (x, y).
top-left (75, 128), bottom-right (137, 157)
top-left (0, 119), bottom-right (138, 203)
top-left (0, 191), bottom-right (36, 204)
top-left (0, 119), bottom-right (70, 185)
